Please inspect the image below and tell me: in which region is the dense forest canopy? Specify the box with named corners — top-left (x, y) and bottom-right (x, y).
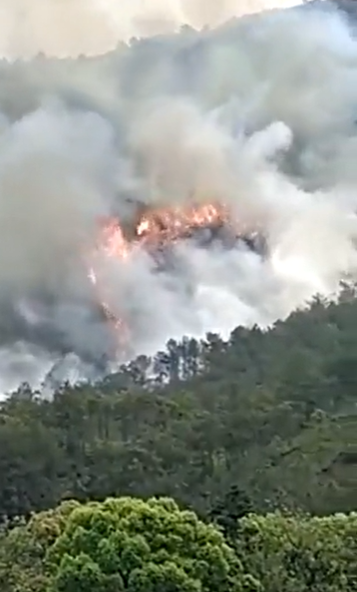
top-left (2, 496), bottom-right (355, 592)
top-left (1, 287), bottom-right (357, 523)
top-left (1, 287), bottom-right (357, 590)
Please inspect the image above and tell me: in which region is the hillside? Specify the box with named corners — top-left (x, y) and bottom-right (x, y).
top-left (1, 286), bottom-right (357, 523)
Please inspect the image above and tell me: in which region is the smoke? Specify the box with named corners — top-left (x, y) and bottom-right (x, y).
top-left (0, 0), bottom-right (302, 58)
top-left (1, 1), bottom-right (357, 392)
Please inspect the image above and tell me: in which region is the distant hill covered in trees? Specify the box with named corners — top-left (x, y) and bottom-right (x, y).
top-left (1, 286), bottom-right (357, 524)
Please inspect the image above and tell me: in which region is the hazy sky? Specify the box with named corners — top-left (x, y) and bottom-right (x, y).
top-left (0, 0), bottom-right (303, 58)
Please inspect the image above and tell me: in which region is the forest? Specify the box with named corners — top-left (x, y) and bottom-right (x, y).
top-left (1, 286), bottom-right (357, 591)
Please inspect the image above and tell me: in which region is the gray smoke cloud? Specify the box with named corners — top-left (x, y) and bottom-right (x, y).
top-left (1, 0), bottom-right (357, 392)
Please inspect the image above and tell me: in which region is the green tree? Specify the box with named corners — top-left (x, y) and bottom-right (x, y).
top-left (209, 485), bottom-right (254, 539)
top-left (46, 496), bottom-right (259, 592)
top-left (0, 500), bottom-right (80, 592)
top-left (235, 511), bottom-right (357, 592)
top-left (2, 289), bottom-right (357, 520)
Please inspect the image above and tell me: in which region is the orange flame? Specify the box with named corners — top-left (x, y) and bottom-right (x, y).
top-left (87, 217), bottom-right (131, 357)
top-left (87, 201), bottom-right (232, 358)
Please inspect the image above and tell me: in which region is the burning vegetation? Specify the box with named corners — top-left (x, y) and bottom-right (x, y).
top-left (87, 200), bottom-right (257, 357)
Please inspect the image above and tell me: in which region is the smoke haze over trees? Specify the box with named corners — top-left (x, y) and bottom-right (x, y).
top-left (0, 1), bottom-right (356, 390)
top-left (1, 290), bottom-right (357, 590)
top-left (1, 289), bottom-right (357, 522)
top-left (1, 2), bottom-right (357, 591)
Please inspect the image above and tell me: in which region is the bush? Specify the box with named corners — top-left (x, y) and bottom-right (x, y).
top-left (235, 511), bottom-right (357, 592)
top-left (45, 496), bottom-right (258, 592)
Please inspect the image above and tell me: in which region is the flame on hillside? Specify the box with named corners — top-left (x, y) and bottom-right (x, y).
top-left (87, 201), bottom-right (233, 355)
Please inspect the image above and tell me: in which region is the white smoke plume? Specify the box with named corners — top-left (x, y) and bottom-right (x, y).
top-left (0, 0), bottom-right (357, 392)
top-left (0, 0), bottom-right (302, 58)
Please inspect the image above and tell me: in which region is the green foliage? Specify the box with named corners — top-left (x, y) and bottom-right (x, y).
top-left (45, 496), bottom-right (255, 592)
top-left (1, 254), bottom-right (357, 590)
top-left (0, 500), bottom-right (81, 592)
top-left (209, 485), bottom-right (254, 539)
top-left (2, 498), bottom-right (357, 592)
top-left (1, 289), bottom-right (357, 523)
top-left (235, 511), bottom-right (357, 592)
top-left (0, 521), bottom-right (48, 592)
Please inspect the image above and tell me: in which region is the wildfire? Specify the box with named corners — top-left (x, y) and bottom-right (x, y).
top-left (87, 201), bottom-right (232, 358)
top-left (136, 203), bottom-right (229, 245)
top-left (87, 217), bottom-right (131, 356)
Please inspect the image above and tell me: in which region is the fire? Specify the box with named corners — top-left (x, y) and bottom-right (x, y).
top-left (87, 217), bottom-right (131, 357)
top-left (95, 216), bottom-right (130, 259)
top-left (135, 202), bottom-right (229, 246)
top-left (87, 201), bottom-right (232, 358)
